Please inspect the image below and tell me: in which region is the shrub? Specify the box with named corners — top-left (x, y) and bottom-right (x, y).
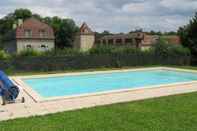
top-left (0, 50), bottom-right (10, 59)
top-left (151, 38), bottom-right (190, 58)
top-left (89, 45), bottom-right (116, 54)
top-left (18, 49), bottom-right (41, 57)
top-left (40, 48), bottom-right (83, 57)
top-left (89, 45), bottom-right (142, 55)
top-left (0, 41), bottom-right (191, 73)
top-left (113, 46), bottom-right (142, 54)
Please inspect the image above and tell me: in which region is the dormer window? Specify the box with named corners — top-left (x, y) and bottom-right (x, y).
top-left (26, 45), bottom-right (32, 48)
top-left (80, 23), bottom-right (93, 34)
top-left (41, 45), bottom-right (47, 48)
top-left (137, 33), bottom-right (141, 37)
top-left (25, 29), bottom-right (32, 37)
top-left (83, 29), bottom-right (89, 33)
top-left (39, 29), bottom-right (47, 37)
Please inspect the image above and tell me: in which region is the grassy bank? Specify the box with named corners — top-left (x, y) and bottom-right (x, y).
top-left (0, 92), bottom-right (197, 131)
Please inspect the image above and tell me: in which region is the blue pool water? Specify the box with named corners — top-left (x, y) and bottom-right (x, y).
top-left (23, 69), bottom-right (197, 98)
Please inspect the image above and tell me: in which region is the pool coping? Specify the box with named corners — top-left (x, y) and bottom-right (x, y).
top-left (11, 67), bottom-right (197, 103)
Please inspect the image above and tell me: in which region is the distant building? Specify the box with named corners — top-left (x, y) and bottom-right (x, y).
top-left (73, 22), bottom-right (95, 51)
top-left (142, 35), bottom-right (159, 50)
top-left (5, 18), bottom-right (55, 53)
top-left (97, 32), bottom-right (159, 50)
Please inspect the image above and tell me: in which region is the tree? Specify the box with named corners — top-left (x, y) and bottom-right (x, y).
top-left (164, 31), bottom-right (177, 35)
top-left (44, 17), bottom-right (79, 48)
top-left (14, 8), bottom-right (32, 20)
top-left (178, 12), bottom-right (197, 56)
top-left (102, 30), bottom-right (111, 35)
top-left (0, 9), bottom-right (33, 49)
top-left (95, 30), bottom-right (112, 39)
top-left (55, 19), bottom-right (79, 48)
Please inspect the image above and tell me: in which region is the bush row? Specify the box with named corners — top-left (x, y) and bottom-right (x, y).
top-left (0, 42), bottom-right (191, 59)
top-left (0, 42), bottom-right (191, 73)
top-left (0, 53), bottom-right (191, 73)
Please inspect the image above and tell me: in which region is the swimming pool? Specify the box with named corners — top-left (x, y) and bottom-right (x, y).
top-left (21, 68), bottom-right (197, 98)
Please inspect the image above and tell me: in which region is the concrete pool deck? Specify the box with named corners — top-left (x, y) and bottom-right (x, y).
top-left (1, 67), bottom-right (197, 121)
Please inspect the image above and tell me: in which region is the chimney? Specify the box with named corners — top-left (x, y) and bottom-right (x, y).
top-left (18, 19), bottom-right (23, 27)
top-left (12, 23), bottom-right (17, 29)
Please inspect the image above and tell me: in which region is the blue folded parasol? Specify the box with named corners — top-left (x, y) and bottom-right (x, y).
top-left (0, 71), bottom-right (19, 101)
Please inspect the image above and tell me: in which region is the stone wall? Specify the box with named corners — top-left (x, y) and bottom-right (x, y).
top-left (74, 34), bottom-right (95, 51)
top-left (80, 35), bottom-right (95, 51)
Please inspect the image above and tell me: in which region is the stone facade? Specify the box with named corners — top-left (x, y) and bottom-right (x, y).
top-left (74, 22), bottom-right (95, 51)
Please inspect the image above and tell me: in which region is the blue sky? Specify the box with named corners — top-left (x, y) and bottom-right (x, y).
top-left (0, 0), bottom-right (196, 33)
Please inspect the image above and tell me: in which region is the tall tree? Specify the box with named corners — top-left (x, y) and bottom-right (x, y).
top-left (44, 17), bottom-right (79, 48)
top-left (178, 12), bottom-right (197, 56)
top-left (0, 9), bottom-right (33, 49)
top-left (13, 9), bottom-right (32, 20)
top-left (55, 19), bottom-right (79, 47)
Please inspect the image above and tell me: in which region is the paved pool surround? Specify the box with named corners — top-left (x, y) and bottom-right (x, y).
top-left (1, 67), bottom-right (197, 121)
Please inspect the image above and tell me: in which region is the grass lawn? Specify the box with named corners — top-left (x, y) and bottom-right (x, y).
top-left (0, 92), bottom-right (197, 131)
top-left (1, 66), bottom-right (197, 131)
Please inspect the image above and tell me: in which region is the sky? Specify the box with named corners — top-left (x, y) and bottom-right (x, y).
top-left (0, 0), bottom-right (196, 33)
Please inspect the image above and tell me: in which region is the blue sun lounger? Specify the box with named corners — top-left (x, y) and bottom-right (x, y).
top-left (0, 71), bottom-right (24, 105)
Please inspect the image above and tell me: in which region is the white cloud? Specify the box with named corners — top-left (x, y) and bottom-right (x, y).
top-left (122, 2), bottom-right (154, 14)
top-left (160, 0), bottom-right (197, 11)
top-left (0, 0), bottom-right (196, 32)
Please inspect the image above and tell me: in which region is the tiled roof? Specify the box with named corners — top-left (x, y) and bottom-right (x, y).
top-left (79, 22), bottom-right (94, 35)
top-left (16, 18), bottom-right (55, 39)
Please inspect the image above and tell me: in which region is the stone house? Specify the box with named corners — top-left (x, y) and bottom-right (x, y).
top-left (142, 35), bottom-right (159, 50)
top-left (73, 22), bottom-right (95, 51)
top-left (5, 18), bottom-right (55, 53)
top-left (97, 32), bottom-right (159, 50)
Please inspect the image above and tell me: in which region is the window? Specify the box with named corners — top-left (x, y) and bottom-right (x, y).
top-left (137, 33), bottom-right (141, 37)
top-left (125, 39), bottom-right (133, 43)
top-left (97, 40), bottom-right (101, 44)
top-left (26, 45), bottom-right (32, 48)
top-left (84, 29), bottom-right (88, 33)
top-left (108, 39), bottom-right (113, 44)
top-left (103, 40), bottom-right (106, 44)
top-left (41, 45), bottom-right (47, 48)
top-left (81, 27), bottom-right (90, 33)
top-left (39, 29), bottom-right (47, 37)
top-left (116, 39), bottom-right (122, 44)
top-left (24, 29), bottom-right (32, 37)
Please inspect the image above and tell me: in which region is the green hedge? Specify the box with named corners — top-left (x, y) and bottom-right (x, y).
top-left (0, 53), bottom-right (191, 73)
top-left (0, 43), bottom-right (191, 73)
